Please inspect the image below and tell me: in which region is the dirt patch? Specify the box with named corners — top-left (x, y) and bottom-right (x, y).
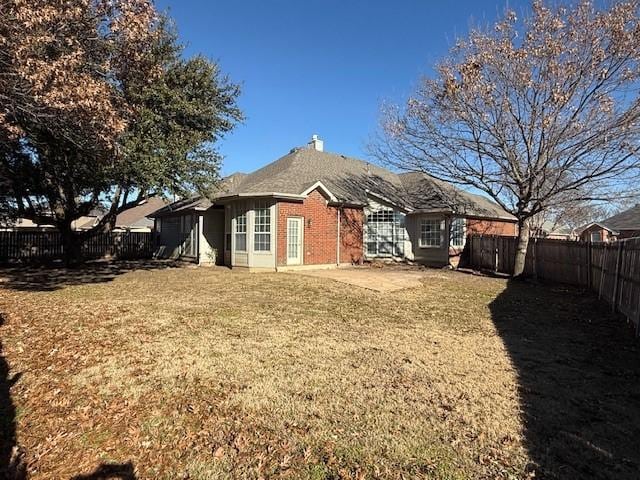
top-left (295, 264), bottom-right (445, 292)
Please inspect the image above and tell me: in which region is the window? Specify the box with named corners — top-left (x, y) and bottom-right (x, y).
top-left (590, 231), bottom-right (603, 243)
top-left (420, 219), bottom-right (442, 247)
top-left (235, 210), bottom-right (247, 251)
top-left (451, 217), bottom-right (465, 247)
top-left (254, 202), bottom-right (271, 251)
top-left (365, 208), bottom-right (406, 257)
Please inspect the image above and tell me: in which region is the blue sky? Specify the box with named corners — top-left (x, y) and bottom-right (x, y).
top-left (155, 0), bottom-right (529, 175)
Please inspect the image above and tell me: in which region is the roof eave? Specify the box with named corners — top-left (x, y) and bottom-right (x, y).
top-left (214, 192), bottom-right (307, 202)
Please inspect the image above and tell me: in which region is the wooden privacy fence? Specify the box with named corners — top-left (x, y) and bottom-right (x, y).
top-left (0, 231), bottom-right (154, 263)
top-left (466, 234), bottom-right (640, 335)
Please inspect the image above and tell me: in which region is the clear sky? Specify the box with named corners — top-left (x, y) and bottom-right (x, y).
top-left (155, 0), bottom-right (530, 176)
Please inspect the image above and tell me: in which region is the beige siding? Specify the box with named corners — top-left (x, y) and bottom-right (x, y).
top-left (405, 214), bottom-right (449, 267)
top-left (199, 209), bottom-right (225, 265)
top-left (229, 199), bottom-right (276, 269)
top-left (156, 215), bottom-right (182, 259)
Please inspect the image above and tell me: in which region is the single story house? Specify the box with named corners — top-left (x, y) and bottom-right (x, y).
top-left (1, 198), bottom-right (167, 233)
top-left (579, 204), bottom-right (640, 242)
top-left (531, 220), bottom-right (577, 240)
top-left (114, 196), bottom-right (169, 232)
top-left (151, 135), bottom-right (517, 270)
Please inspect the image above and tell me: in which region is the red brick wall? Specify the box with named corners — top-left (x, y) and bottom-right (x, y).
top-left (579, 225), bottom-right (614, 242)
top-left (340, 208), bottom-right (364, 264)
top-left (276, 189), bottom-right (363, 266)
top-left (466, 218), bottom-right (518, 236)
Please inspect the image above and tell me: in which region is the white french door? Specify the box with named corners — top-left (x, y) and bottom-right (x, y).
top-left (286, 217), bottom-right (303, 265)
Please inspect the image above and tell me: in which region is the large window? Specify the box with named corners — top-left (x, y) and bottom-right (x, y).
top-left (365, 209), bottom-right (406, 257)
top-left (420, 219), bottom-right (443, 248)
top-left (235, 210), bottom-right (247, 251)
top-left (254, 202), bottom-right (271, 251)
top-left (451, 217), bottom-right (465, 247)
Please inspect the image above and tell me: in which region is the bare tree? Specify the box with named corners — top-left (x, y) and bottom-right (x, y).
top-left (373, 0), bottom-right (640, 276)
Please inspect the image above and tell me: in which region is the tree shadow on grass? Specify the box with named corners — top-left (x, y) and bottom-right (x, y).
top-left (489, 280), bottom-right (640, 479)
top-left (0, 260), bottom-right (184, 292)
top-left (71, 461), bottom-right (136, 479)
top-left (0, 313), bottom-right (26, 480)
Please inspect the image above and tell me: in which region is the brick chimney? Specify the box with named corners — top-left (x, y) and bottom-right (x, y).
top-left (308, 134), bottom-right (324, 152)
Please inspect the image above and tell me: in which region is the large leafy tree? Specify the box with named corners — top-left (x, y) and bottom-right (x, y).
top-left (0, 0), bottom-right (241, 262)
top-left (373, 0), bottom-right (640, 276)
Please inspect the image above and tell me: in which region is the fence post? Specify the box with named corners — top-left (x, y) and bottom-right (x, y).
top-left (532, 237), bottom-right (538, 280)
top-left (494, 235), bottom-right (498, 272)
top-left (612, 240), bottom-right (624, 313)
top-left (586, 241), bottom-right (592, 289)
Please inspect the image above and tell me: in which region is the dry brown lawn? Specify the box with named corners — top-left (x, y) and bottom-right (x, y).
top-left (0, 262), bottom-right (638, 480)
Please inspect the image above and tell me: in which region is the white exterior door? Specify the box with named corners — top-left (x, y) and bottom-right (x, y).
top-left (287, 217), bottom-right (303, 265)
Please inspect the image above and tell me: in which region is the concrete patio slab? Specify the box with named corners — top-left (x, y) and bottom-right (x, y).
top-left (295, 265), bottom-right (432, 292)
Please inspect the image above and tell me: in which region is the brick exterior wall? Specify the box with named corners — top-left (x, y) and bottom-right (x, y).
top-left (450, 217), bottom-right (518, 268)
top-left (579, 225), bottom-right (615, 242)
top-left (466, 217), bottom-right (518, 237)
top-left (276, 189), bottom-right (363, 266)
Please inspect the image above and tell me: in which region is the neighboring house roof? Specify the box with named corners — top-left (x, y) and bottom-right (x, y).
top-left (577, 222), bottom-right (618, 235)
top-left (1, 218), bottom-right (55, 229)
top-left (153, 141), bottom-right (515, 221)
top-left (600, 204), bottom-right (640, 232)
top-left (72, 215), bottom-right (101, 230)
top-left (116, 196), bottom-right (168, 229)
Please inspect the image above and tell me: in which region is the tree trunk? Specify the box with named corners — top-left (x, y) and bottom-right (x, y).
top-left (60, 224), bottom-right (82, 267)
top-left (513, 219), bottom-right (531, 278)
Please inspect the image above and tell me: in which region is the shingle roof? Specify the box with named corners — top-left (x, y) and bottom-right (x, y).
top-left (227, 148), bottom-right (515, 220)
top-left (116, 196), bottom-right (168, 228)
top-left (601, 204), bottom-right (640, 231)
top-left (154, 146), bottom-right (515, 221)
top-left (398, 172), bottom-right (516, 220)
top-left (149, 196), bottom-right (212, 217)
top-left (225, 148), bottom-right (409, 207)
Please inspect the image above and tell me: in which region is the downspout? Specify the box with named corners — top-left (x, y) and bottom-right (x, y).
top-left (336, 207), bottom-right (341, 266)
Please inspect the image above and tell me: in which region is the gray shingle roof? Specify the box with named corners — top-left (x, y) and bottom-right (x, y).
top-left (225, 148), bottom-right (409, 207)
top-left (227, 148), bottom-right (514, 220)
top-left (154, 147), bottom-right (515, 221)
top-left (149, 196), bottom-right (212, 217)
top-left (398, 172), bottom-right (516, 220)
top-left (601, 204), bottom-right (640, 231)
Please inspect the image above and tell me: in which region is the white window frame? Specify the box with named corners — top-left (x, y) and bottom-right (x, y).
top-left (253, 201), bottom-right (271, 252)
top-left (364, 208), bottom-right (406, 257)
top-left (235, 210), bottom-right (247, 252)
top-left (419, 218), bottom-right (444, 248)
top-left (450, 217), bottom-right (466, 248)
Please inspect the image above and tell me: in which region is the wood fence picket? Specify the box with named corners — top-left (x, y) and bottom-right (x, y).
top-left (466, 234), bottom-right (640, 335)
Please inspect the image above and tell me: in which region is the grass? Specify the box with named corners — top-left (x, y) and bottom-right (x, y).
top-left (0, 263), bottom-right (638, 479)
